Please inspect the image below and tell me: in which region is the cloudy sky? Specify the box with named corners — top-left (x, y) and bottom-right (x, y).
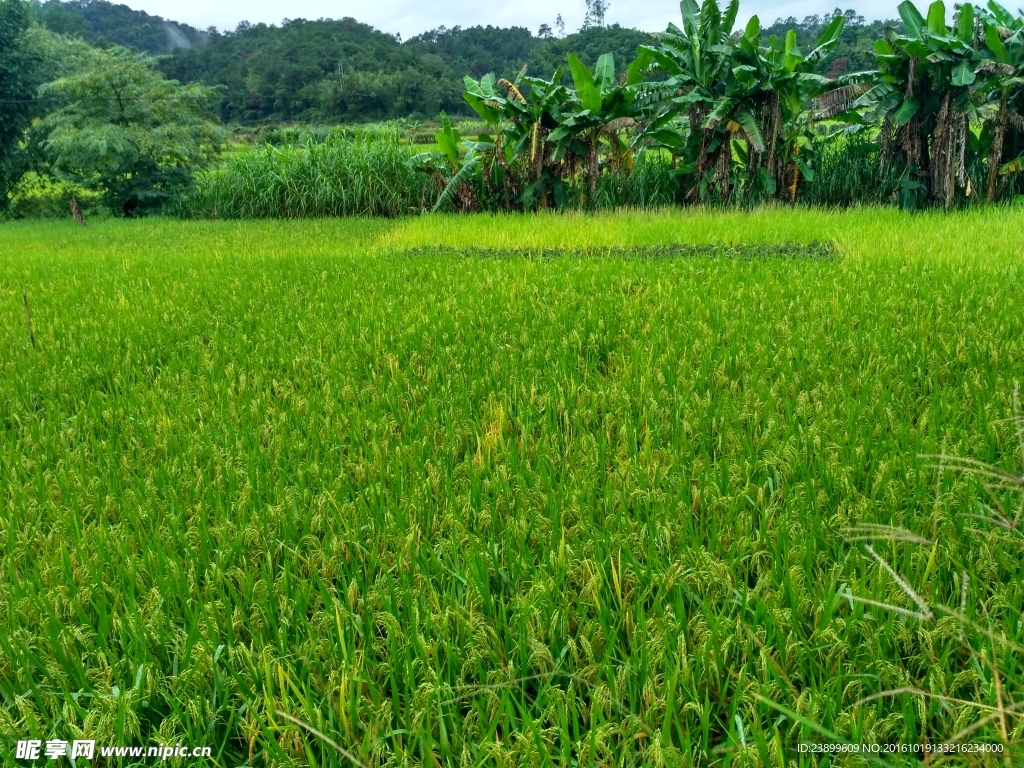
top-left (131, 0), bottom-right (898, 39)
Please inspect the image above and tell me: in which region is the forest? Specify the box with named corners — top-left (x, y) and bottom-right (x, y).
top-left (28, 0), bottom-right (896, 122)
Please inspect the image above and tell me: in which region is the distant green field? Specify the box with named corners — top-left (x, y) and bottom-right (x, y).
top-left (2, 209), bottom-right (1023, 765)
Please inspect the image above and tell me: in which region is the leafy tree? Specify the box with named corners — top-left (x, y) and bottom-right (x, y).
top-left (0, 0), bottom-right (39, 208)
top-left (39, 47), bottom-right (224, 215)
top-left (528, 25), bottom-right (648, 80)
top-left (32, 0), bottom-right (206, 55)
top-left (630, 0), bottom-right (843, 202)
top-left (764, 9), bottom-right (901, 77)
top-left (553, 53), bottom-right (637, 194)
top-left (736, 16), bottom-right (846, 199)
top-left (27, 2), bottom-right (899, 126)
top-left (158, 17), bottom-right (648, 123)
top-left (583, 0), bottom-right (610, 30)
top-left (433, 53), bottom-right (643, 212)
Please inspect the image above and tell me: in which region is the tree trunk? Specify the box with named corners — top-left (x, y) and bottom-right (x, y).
top-left (987, 99), bottom-right (1007, 204)
top-left (586, 129), bottom-right (600, 197)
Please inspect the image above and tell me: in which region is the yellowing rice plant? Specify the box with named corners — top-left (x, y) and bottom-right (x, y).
top-left (0, 208), bottom-right (1022, 765)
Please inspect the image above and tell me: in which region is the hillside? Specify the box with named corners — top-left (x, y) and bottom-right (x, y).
top-left (159, 22), bottom-right (651, 122)
top-left (31, 0), bottom-right (206, 53)
top-left (29, 1), bottom-right (898, 124)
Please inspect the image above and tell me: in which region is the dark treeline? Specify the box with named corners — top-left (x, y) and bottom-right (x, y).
top-left (160, 22), bottom-right (651, 122)
top-left (30, 0), bottom-right (207, 53)
top-left (762, 9), bottom-right (898, 74)
top-left (29, 0), bottom-right (899, 123)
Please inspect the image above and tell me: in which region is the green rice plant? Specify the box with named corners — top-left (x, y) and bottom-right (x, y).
top-left (758, 384), bottom-right (1024, 758)
top-left (1, 209), bottom-right (1023, 766)
top-left (176, 134), bottom-right (429, 219)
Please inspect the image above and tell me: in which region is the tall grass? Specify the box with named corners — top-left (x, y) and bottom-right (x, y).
top-left (801, 133), bottom-right (901, 207)
top-left (177, 135), bottom-right (429, 219)
top-left (593, 153), bottom-right (683, 210)
top-left (262, 123), bottom-right (407, 146)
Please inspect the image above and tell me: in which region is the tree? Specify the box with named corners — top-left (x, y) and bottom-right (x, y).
top-left (629, 0), bottom-right (756, 200)
top-left (631, 0), bottom-right (843, 202)
top-left (552, 53), bottom-right (636, 194)
top-left (823, 0), bottom-right (993, 207)
top-left (538, 23), bottom-right (552, 39)
top-left (39, 47), bottom-right (224, 216)
top-left (736, 16), bottom-right (846, 199)
top-left (32, 0), bottom-right (207, 55)
top-left (0, 0), bottom-right (39, 209)
top-left (555, 14), bottom-right (566, 37)
top-left (583, 0), bottom-right (609, 29)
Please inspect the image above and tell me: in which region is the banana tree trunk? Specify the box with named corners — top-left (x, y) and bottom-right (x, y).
top-left (987, 98), bottom-right (1008, 204)
top-left (585, 129), bottom-right (600, 196)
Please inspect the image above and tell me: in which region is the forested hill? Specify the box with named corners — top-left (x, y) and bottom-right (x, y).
top-left (31, 0), bottom-right (207, 53)
top-left (29, 1), bottom-right (899, 124)
top-left (158, 22), bottom-right (651, 123)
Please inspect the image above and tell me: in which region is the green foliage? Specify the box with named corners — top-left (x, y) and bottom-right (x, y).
top-left (407, 0), bottom-right (1024, 214)
top-left (31, 0), bottom-right (206, 54)
top-left (158, 18), bottom-right (461, 123)
top-left (179, 134), bottom-right (427, 218)
top-left (39, 47), bottom-right (224, 216)
top-left (523, 24), bottom-right (649, 81)
top-left (156, 21), bottom-right (652, 125)
top-left (976, 2), bottom-right (1024, 200)
top-left (416, 56), bottom-right (643, 213)
top-left (0, 0), bottom-right (40, 209)
top-left (2, 210), bottom-right (1024, 762)
top-left (800, 131), bottom-right (902, 206)
top-left (629, 0), bottom-right (845, 204)
top-left (823, 0), bottom-right (1024, 207)
top-left (763, 10), bottom-right (902, 78)
top-left (6, 170), bottom-right (100, 219)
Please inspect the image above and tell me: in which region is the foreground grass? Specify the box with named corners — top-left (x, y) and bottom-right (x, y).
top-left (1, 209), bottom-right (1023, 766)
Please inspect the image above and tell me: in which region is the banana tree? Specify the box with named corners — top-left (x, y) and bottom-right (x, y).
top-left (975, 1), bottom-right (1024, 201)
top-left (462, 68), bottom-right (584, 208)
top-left (502, 69), bottom-right (578, 208)
top-left (546, 53), bottom-right (638, 199)
top-left (738, 16), bottom-right (846, 199)
top-left (409, 112), bottom-right (497, 212)
top-left (630, 0), bottom-right (844, 201)
top-left (824, 1), bottom-right (988, 207)
top-left (629, 0), bottom-right (755, 200)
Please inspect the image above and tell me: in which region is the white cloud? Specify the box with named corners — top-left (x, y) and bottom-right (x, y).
top-left (120, 0), bottom-right (902, 38)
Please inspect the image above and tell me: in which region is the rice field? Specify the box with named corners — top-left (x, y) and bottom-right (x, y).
top-left (1, 208), bottom-right (1023, 766)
